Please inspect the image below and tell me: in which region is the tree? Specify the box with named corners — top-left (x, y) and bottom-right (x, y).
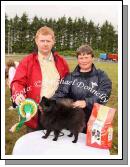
top-left (66, 17), bottom-right (73, 50)
top-left (18, 13), bottom-right (30, 53)
top-left (5, 14), bottom-right (9, 53)
top-left (100, 21), bottom-right (117, 52)
top-left (11, 15), bottom-right (20, 53)
top-left (5, 14), bottom-right (118, 54)
top-left (55, 16), bottom-right (67, 50)
top-left (29, 16), bottom-right (42, 52)
top-left (86, 20), bottom-right (95, 45)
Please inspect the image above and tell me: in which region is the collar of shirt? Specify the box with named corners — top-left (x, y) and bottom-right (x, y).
top-left (38, 51), bottom-right (54, 62)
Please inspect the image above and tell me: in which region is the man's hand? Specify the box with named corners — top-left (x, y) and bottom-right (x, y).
top-left (15, 94), bottom-right (25, 105)
top-left (72, 100), bottom-right (86, 108)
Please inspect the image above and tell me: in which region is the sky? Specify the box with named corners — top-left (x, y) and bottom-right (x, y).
top-left (4, 2), bottom-right (121, 30)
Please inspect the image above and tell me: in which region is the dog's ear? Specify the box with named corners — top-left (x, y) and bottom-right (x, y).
top-left (41, 96), bottom-right (49, 106)
top-left (42, 96), bottom-right (49, 103)
top-left (42, 96), bottom-right (48, 101)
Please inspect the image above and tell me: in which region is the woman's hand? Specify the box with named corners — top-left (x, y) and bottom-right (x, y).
top-left (72, 100), bottom-right (86, 108)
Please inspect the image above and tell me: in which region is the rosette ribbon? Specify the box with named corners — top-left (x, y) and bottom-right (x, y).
top-left (9, 98), bottom-right (37, 132)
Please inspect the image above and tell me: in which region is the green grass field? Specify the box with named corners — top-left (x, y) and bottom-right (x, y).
top-left (5, 54), bottom-right (118, 155)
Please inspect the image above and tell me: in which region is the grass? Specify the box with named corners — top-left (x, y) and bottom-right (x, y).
top-left (5, 87), bottom-right (27, 155)
top-left (5, 54), bottom-right (118, 155)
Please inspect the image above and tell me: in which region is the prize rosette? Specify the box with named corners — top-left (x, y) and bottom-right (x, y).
top-left (9, 98), bottom-right (38, 132)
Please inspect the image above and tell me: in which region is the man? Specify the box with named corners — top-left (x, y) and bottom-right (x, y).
top-left (11, 26), bottom-right (69, 130)
top-left (52, 44), bottom-right (112, 132)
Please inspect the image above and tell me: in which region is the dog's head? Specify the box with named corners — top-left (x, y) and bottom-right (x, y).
top-left (39, 96), bottom-right (56, 113)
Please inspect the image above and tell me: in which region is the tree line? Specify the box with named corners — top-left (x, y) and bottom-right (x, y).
top-left (5, 13), bottom-right (118, 54)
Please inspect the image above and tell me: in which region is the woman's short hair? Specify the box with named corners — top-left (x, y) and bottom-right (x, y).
top-left (35, 26), bottom-right (55, 41)
top-left (76, 44), bottom-right (94, 57)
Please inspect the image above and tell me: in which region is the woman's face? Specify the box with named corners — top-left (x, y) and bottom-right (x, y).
top-left (77, 53), bottom-right (94, 72)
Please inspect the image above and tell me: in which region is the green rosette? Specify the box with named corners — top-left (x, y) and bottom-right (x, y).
top-left (18, 98), bottom-right (38, 120)
top-left (10, 98), bottom-right (38, 132)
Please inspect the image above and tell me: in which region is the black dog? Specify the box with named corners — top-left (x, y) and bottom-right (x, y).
top-left (38, 96), bottom-right (85, 143)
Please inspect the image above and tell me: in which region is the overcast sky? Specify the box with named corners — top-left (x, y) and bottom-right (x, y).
top-left (5, 4), bottom-right (120, 30)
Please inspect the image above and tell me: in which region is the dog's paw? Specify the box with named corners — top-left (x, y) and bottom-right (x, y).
top-left (42, 135), bottom-right (47, 139)
top-left (68, 133), bottom-right (73, 137)
top-left (72, 140), bottom-right (77, 143)
top-left (53, 138), bottom-right (58, 141)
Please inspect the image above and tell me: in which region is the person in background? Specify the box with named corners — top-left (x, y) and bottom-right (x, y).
top-left (6, 59), bottom-right (19, 110)
top-left (11, 26), bottom-right (69, 132)
top-left (52, 44), bottom-right (112, 133)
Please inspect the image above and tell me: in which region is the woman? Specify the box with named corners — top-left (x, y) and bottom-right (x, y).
top-left (6, 59), bottom-right (19, 109)
top-left (52, 44), bottom-right (112, 132)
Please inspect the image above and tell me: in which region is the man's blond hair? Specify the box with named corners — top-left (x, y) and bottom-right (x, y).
top-left (35, 26), bottom-right (55, 41)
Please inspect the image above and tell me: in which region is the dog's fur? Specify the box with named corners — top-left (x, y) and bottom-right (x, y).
top-left (38, 96), bottom-right (85, 143)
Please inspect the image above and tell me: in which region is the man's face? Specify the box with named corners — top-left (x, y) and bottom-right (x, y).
top-left (35, 34), bottom-right (54, 56)
top-left (77, 53), bottom-right (93, 72)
